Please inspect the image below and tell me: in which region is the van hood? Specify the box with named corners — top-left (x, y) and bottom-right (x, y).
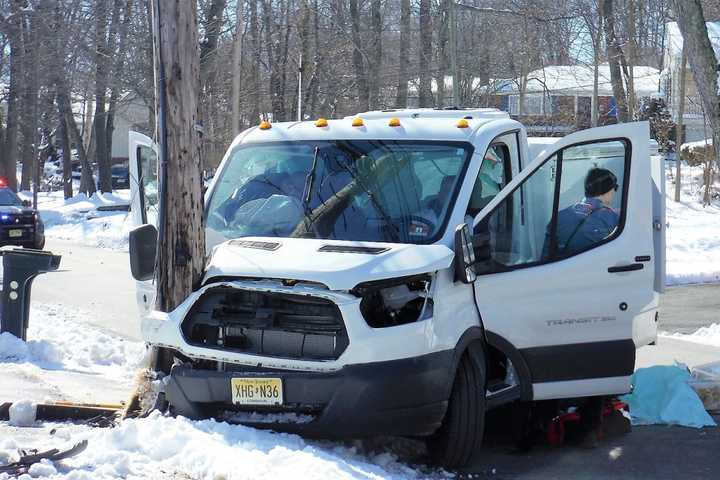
top-left (203, 237), bottom-right (455, 291)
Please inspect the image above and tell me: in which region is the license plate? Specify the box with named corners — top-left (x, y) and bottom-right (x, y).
top-left (231, 378), bottom-right (283, 406)
top-left (8, 229), bottom-right (22, 238)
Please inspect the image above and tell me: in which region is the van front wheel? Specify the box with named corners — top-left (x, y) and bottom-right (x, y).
top-left (426, 349), bottom-right (486, 468)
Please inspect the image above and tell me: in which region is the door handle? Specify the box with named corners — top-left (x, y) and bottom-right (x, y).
top-left (608, 263), bottom-right (644, 273)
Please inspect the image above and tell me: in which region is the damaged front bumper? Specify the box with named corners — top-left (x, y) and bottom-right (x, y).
top-left (164, 350), bottom-right (452, 438)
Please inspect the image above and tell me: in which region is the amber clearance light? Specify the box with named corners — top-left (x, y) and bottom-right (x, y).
top-left (259, 120), bottom-right (272, 130)
top-left (456, 119), bottom-right (469, 128)
top-left (315, 118), bottom-right (329, 127)
top-left (351, 117), bottom-right (364, 127)
top-left (388, 117), bottom-right (401, 127)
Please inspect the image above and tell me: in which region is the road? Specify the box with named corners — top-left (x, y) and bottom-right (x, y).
top-left (31, 238), bottom-right (140, 340)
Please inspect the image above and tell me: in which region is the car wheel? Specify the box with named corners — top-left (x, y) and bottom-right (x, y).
top-left (426, 347), bottom-right (486, 468)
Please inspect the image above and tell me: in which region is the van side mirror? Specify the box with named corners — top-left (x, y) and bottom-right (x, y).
top-left (129, 224), bottom-right (157, 281)
top-left (454, 223), bottom-right (476, 283)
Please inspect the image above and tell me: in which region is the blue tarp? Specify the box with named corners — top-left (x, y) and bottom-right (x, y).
top-left (621, 365), bottom-right (716, 428)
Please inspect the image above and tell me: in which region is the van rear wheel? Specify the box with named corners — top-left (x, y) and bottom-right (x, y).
top-left (426, 349), bottom-right (486, 468)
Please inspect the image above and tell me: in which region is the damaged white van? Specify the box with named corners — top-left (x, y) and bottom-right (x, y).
top-left (127, 109), bottom-right (665, 467)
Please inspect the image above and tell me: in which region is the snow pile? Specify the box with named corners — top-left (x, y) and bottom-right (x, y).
top-left (7, 400), bottom-right (37, 428)
top-left (665, 161), bottom-right (720, 285)
top-left (0, 303), bottom-right (144, 378)
top-left (19, 190), bottom-right (133, 250)
top-left (664, 323), bottom-right (720, 347)
top-left (0, 413), bottom-right (440, 480)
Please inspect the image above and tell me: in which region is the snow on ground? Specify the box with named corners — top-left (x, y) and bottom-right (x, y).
top-left (664, 160), bottom-right (720, 286)
top-left (0, 303), bottom-right (145, 405)
top-left (19, 189), bottom-right (133, 251)
top-left (662, 323), bottom-right (720, 348)
top-left (0, 413), bottom-right (446, 480)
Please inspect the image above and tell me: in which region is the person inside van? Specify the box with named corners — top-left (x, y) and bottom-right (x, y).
top-left (545, 167), bottom-right (619, 258)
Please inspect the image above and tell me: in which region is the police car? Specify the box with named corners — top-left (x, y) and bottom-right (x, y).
top-left (126, 110), bottom-right (665, 467)
top-left (0, 179), bottom-right (45, 250)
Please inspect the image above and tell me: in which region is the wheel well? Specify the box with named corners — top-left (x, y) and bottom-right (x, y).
top-left (485, 343), bottom-right (509, 384)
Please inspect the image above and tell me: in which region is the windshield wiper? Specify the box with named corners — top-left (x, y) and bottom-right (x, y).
top-left (339, 161), bottom-right (402, 243)
top-left (299, 146), bottom-right (322, 237)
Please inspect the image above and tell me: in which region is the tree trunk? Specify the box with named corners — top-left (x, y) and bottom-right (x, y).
top-left (263, 0), bottom-right (287, 121)
top-left (106, 0), bottom-right (133, 164)
top-left (20, 6), bottom-right (39, 192)
top-left (418, 0), bottom-right (433, 107)
top-left (368, 0), bottom-right (382, 109)
top-left (601, 0), bottom-right (629, 123)
top-left (231, 0), bottom-right (244, 135)
top-left (435, 1), bottom-right (450, 108)
top-left (249, 0), bottom-right (260, 124)
top-left (673, 0), bottom-right (720, 169)
top-left (95, 0), bottom-right (112, 193)
top-left (675, 45), bottom-right (687, 203)
top-left (349, 0), bottom-right (369, 112)
top-left (3, 0), bottom-right (23, 191)
top-left (625, 0), bottom-right (638, 119)
top-left (395, 0), bottom-right (410, 108)
top-left (152, 0), bottom-right (205, 312)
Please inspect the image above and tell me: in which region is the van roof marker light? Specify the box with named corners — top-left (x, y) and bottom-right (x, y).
top-left (259, 120), bottom-right (272, 130)
top-left (456, 119), bottom-right (470, 129)
top-left (351, 117), bottom-right (364, 127)
top-left (388, 117), bottom-right (401, 127)
top-left (315, 118), bottom-right (328, 127)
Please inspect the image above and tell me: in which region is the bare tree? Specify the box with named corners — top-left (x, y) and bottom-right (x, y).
top-left (349, 0), bottom-right (369, 112)
top-left (673, 0), bottom-right (720, 168)
top-left (231, 0), bottom-right (243, 135)
top-left (602, 0), bottom-right (629, 122)
top-left (94, 0), bottom-right (112, 193)
top-left (395, 0), bottom-right (411, 108)
top-left (418, 0), bottom-right (433, 107)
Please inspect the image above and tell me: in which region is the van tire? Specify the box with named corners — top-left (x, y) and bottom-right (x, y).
top-left (426, 348), bottom-right (486, 468)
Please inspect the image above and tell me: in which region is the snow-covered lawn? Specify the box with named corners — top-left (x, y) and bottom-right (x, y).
top-left (665, 161), bottom-right (720, 285)
top-left (20, 189), bottom-right (134, 251)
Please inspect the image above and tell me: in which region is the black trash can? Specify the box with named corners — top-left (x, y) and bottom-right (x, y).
top-left (0, 248), bottom-right (61, 341)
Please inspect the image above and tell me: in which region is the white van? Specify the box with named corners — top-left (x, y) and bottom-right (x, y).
top-left (128, 109), bottom-right (665, 467)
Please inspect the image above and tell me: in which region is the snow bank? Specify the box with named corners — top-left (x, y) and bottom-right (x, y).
top-left (665, 161), bottom-right (720, 285)
top-left (8, 400), bottom-right (37, 427)
top-left (19, 190), bottom-right (133, 251)
top-left (0, 413), bottom-right (441, 479)
top-left (0, 303), bottom-right (144, 378)
top-left (663, 323), bottom-right (720, 348)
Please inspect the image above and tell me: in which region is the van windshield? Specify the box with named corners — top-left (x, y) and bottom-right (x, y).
top-left (206, 140), bottom-right (471, 246)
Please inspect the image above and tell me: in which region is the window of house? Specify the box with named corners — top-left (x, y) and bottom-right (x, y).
top-left (473, 139), bottom-right (628, 274)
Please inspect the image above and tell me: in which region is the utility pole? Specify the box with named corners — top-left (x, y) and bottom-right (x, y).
top-left (298, 52), bottom-right (303, 121)
top-left (151, 0), bottom-right (205, 313)
top-left (449, 1), bottom-right (459, 107)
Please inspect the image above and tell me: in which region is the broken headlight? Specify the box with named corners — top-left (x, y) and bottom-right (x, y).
top-left (353, 274), bottom-right (433, 328)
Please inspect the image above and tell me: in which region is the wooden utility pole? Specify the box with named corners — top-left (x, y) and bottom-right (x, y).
top-left (151, 0), bottom-right (205, 313)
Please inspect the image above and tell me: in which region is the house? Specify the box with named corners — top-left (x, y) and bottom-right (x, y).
top-left (482, 65), bottom-right (660, 136)
top-left (662, 21), bottom-right (720, 143)
top-left (109, 93), bottom-right (152, 164)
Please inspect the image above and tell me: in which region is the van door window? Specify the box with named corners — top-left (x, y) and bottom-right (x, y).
top-left (474, 139), bottom-right (628, 274)
top-left (466, 143), bottom-right (511, 217)
top-left (137, 145), bottom-right (159, 225)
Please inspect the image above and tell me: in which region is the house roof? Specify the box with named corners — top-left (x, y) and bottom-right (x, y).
top-left (483, 65), bottom-right (660, 97)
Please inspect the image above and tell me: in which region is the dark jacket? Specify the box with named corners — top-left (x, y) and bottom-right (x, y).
top-left (545, 197), bottom-right (619, 257)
